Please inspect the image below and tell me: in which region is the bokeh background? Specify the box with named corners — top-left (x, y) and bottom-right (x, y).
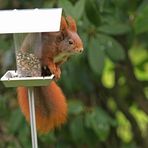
top-left (0, 0), bottom-right (148, 148)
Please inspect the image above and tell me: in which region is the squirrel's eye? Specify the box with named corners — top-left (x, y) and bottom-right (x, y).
top-left (69, 39), bottom-right (74, 45)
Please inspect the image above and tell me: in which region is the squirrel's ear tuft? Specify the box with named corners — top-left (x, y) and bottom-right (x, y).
top-left (66, 16), bottom-right (77, 32)
top-left (60, 16), bottom-right (68, 31)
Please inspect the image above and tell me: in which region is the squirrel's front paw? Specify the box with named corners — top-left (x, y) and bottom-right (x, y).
top-left (53, 68), bottom-right (61, 80)
top-left (49, 66), bottom-right (61, 80)
top-left (46, 62), bottom-right (61, 80)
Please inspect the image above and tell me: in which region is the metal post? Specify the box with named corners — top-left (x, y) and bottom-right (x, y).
top-left (28, 87), bottom-right (38, 148)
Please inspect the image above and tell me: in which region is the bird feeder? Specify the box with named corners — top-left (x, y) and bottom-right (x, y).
top-left (0, 8), bottom-right (62, 148)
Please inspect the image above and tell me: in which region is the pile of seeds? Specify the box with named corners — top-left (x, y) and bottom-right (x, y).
top-left (16, 51), bottom-right (41, 77)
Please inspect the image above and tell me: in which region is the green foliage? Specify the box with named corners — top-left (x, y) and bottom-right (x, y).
top-left (59, 0), bottom-right (85, 20)
top-left (88, 33), bottom-right (125, 76)
top-left (85, 0), bottom-right (100, 26)
top-left (68, 100), bottom-right (84, 115)
top-left (85, 107), bottom-right (115, 141)
top-left (0, 0), bottom-right (148, 148)
top-left (116, 111), bottom-right (133, 143)
top-left (134, 4), bottom-right (148, 34)
top-left (98, 22), bottom-right (131, 35)
top-left (88, 37), bottom-right (106, 76)
top-left (69, 115), bottom-right (86, 142)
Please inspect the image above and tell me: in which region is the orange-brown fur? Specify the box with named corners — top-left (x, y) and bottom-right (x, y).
top-left (17, 16), bottom-right (83, 133)
top-left (41, 16), bottom-right (83, 79)
top-left (17, 81), bottom-right (67, 133)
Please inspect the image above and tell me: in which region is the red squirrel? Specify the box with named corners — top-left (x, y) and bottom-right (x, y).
top-left (17, 16), bottom-right (83, 133)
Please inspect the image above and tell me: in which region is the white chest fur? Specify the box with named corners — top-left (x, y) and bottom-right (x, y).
top-left (53, 52), bottom-right (73, 63)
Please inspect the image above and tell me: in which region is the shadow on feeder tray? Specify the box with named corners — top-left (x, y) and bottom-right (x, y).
top-left (41, 66), bottom-right (52, 77)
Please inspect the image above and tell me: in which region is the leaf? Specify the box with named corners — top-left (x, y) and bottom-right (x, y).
top-left (102, 59), bottom-right (115, 88)
top-left (18, 124), bottom-right (32, 148)
top-left (59, 0), bottom-right (85, 20)
top-left (88, 37), bottom-right (106, 76)
top-left (85, 0), bottom-right (100, 26)
top-left (68, 100), bottom-right (84, 115)
top-left (2, 50), bottom-right (15, 70)
top-left (98, 22), bottom-right (131, 35)
top-left (0, 36), bottom-right (11, 50)
top-left (97, 34), bottom-right (125, 62)
top-left (59, 0), bottom-right (74, 16)
top-left (9, 109), bottom-right (24, 133)
top-left (134, 5), bottom-right (148, 34)
top-left (70, 115), bottom-right (86, 142)
top-left (74, 0), bottom-right (85, 20)
top-left (85, 107), bottom-right (111, 141)
top-left (39, 131), bottom-right (56, 143)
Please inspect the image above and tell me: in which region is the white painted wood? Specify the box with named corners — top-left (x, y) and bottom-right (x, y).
top-left (0, 8), bottom-right (62, 33)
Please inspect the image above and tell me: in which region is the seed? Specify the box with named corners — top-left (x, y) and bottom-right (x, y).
top-left (16, 51), bottom-right (41, 77)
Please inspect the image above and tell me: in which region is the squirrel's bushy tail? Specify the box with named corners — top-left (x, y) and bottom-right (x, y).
top-left (17, 81), bottom-right (67, 133)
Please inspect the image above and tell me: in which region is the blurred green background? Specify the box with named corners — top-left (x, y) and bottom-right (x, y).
top-left (0, 0), bottom-right (148, 148)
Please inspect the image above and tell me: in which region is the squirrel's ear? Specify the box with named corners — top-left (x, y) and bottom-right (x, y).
top-left (60, 16), bottom-right (68, 31)
top-left (66, 16), bottom-right (77, 32)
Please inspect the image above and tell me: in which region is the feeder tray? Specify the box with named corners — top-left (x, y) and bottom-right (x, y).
top-left (1, 70), bottom-right (54, 87)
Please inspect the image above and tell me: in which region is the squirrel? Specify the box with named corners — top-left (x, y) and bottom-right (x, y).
top-left (17, 16), bottom-right (83, 133)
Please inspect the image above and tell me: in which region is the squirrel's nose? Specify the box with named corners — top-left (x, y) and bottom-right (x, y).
top-left (79, 48), bottom-right (83, 53)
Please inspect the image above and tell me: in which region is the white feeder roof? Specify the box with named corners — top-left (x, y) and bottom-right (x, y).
top-left (0, 8), bottom-right (62, 34)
